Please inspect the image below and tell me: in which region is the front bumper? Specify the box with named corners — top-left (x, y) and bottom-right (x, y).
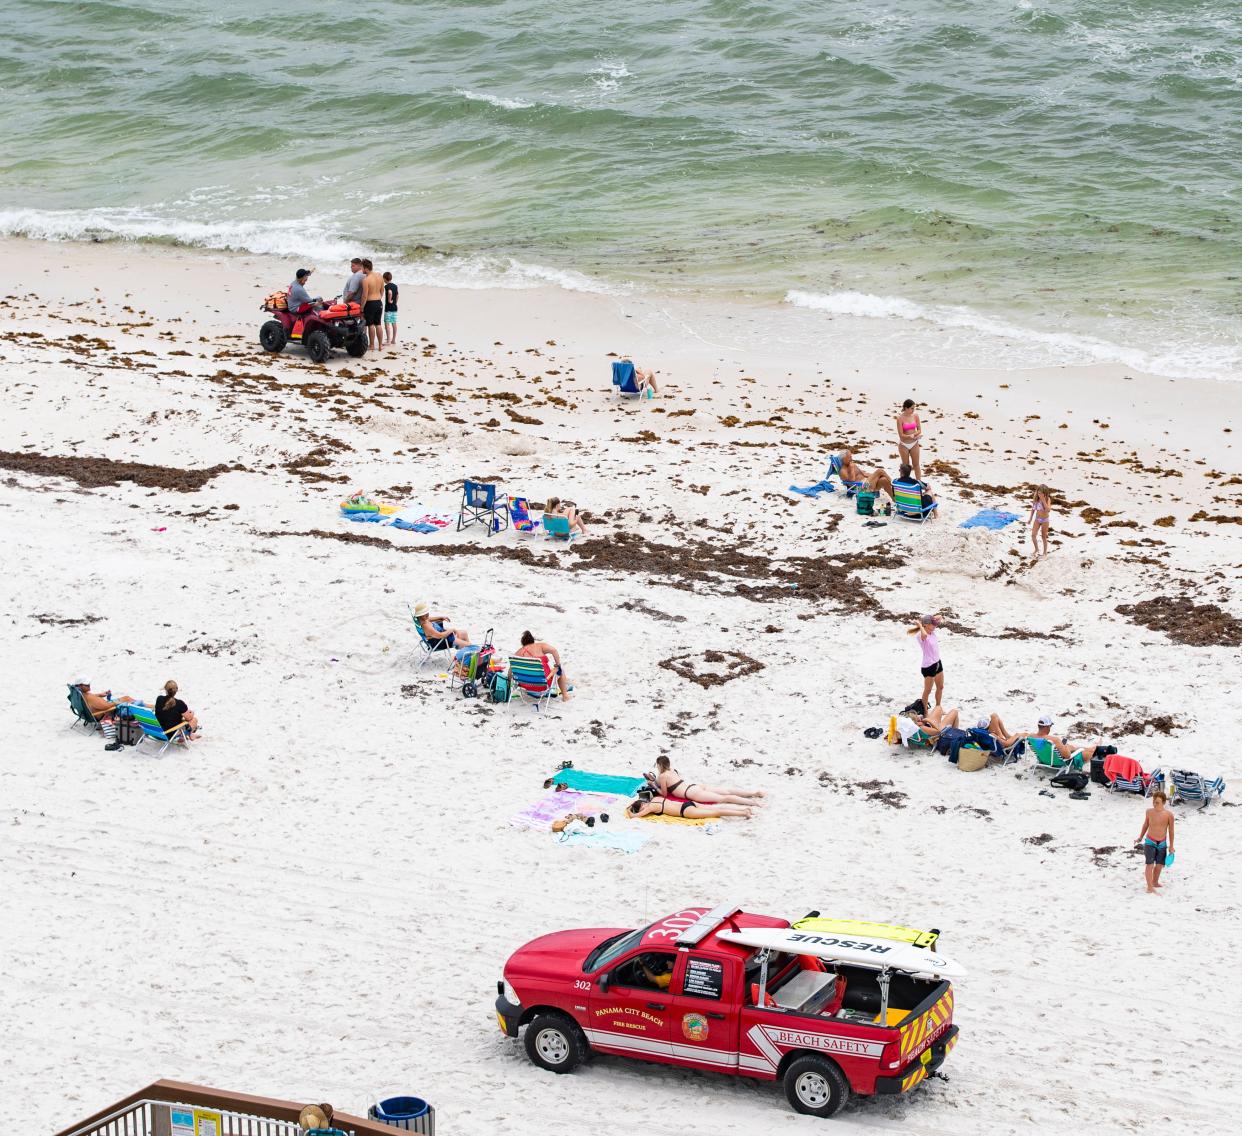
top-left (874, 1025), bottom-right (958, 1095)
top-left (495, 993), bottom-right (522, 1038)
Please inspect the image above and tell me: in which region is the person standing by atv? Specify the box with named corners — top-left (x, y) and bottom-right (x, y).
top-left (287, 268), bottom-right (321, 315)
top-left (361, 258), bottom-right (385, 353)
top-left (382, 271), bottom-right (398, 347)
top-left (342, 257), bottom-right (365, 305)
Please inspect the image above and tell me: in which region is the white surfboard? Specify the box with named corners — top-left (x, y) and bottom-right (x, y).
top-left (717, 926), bottom-right (966, 979)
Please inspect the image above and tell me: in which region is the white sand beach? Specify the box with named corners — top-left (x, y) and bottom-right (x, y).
top-left (3, 237), bottom-right (1240, 1135)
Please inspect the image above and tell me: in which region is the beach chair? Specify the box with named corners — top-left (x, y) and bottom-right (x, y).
top-left (611, 360), bottom-right (642, 398)
top-left (509, 496), bottom-right (540, 536)
top-left (457, 480), bottom-right (508, 536)
top-left (66, 684), bottom-right (103, 734)
top-left (408, 604), bottom-right (457, 670)
top-left (1028, 736), bottom-right (1083, 773)
top-left (1103, 754), bottom-right (1148, 795)
top-left (892, 479), bottom-right (938, 523)
top-left (117, 703), bottom-right (189, 756)
top-left (826, 453), bottom-right (862, 497)
top-left (1168, 768), bottom-right (1226, 809)
top-left (543, 514), bottom-right (576, 542)
top-left (508, 655), bottom-right (560, 711)
top-left (967, 727), bottom-right (1025, 766)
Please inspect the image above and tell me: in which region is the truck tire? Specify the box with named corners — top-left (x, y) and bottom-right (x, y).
top-left (783, 1054), bottom-right (850, 1118)
top-left (259, 320), bottom-right (287, 353)
top-left (304, 328), bottom-right (331, 363)
top-left (523, 1013), bottom-right (588, 1074)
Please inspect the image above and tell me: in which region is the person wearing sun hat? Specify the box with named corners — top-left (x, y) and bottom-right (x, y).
top-left (412, 600), bottom-right (473, 651)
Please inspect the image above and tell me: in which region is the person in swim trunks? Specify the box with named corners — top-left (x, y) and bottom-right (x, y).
top-left (360, 258), bottom-right (385, 353)
top-left (1137, 790), bottom-right (1175, 894)
top-left (627, 796), bottom-right (755, 820)
top-left (1023, 715), bottom-right (1102, 765)
top-left (647, 755), bottom-right (765, 806)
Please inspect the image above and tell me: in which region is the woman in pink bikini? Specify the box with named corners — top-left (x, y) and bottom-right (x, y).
top-left (895, 399), bottom-right (924, 480)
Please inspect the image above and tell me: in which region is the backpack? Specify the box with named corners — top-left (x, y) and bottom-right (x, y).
top-left (855, 490), bottom-right (877, 516)
top-left (1052, 769), bottom-right (1090, 791)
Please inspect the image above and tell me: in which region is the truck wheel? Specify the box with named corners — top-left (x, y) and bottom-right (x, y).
top-left (304, 328), bottom-right (331, 363)
top-left (346, 334), bottom-right (368, 357)
top-left (523, 1013), bottom-right (588, 1074)
top-left (260, 320), bottom-right (287, 353)
top-left (783, 1055), bottom-right (850, 1118)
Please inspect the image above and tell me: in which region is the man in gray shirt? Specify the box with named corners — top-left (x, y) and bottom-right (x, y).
top-left (287, 268), bottom-right (320, 314)
top-left (342, 257), bottom-right (364, 305)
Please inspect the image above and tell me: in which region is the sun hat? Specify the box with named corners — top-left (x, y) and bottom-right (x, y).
top-left (1037, 714), bottom-right (1053, 727)
top-left (413, 600), bottom-right (430, 617)
top-left (298, 1104), bottom-right (333, 1130)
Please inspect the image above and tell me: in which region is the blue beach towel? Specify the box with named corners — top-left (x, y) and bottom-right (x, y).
top-left (547, 768), bottom-right (646, 796)
top-left (789, 479), bottom-right (836, 498)
top-left (554, 826), bottom-right (651, 854)
top-left (959, 508), bottom-right (1020, 531)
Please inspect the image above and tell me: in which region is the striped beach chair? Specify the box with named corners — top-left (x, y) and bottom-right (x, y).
top-left (1169, 768), bottom-right (1226, 809)
top-left (1103, 754), bottom-right (1148, 795)
top-left (118, 703), bottom-right (189, 756)
top-left (892, 478), bottom-right (938, 522)
top-left (508, 655), bottom-right (560, 711)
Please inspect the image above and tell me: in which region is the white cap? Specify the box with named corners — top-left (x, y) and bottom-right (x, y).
top-left (71, 675), bottom-right (89, 686)
top-left (976, 717), bottom-right (990, 730)
top-left (1037, 714), bottom-right (1053, 727)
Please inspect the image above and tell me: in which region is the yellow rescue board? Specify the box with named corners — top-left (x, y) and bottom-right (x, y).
top-left (793, 917), bottom-right (939, 950)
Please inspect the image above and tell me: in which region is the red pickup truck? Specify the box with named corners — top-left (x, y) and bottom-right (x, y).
top-left (495, 903), bottom-right (964, 1118)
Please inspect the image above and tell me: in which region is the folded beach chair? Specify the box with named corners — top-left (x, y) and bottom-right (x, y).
top-left (1103, 753), bottom-right (1148, 795)
top-left (408, 604), bottom-right (457, 670)
top-left (543, 514), bottom-right (576, 542)
top-left (117, 704), bottom-right (189, 756)
top-left (892, 479), bottom-right (938, 523)
top-left (509, 496), bottom-right (540, 536)
top-left (508, 655), bottom-right (560, 711)
top-left (1028, 736), bottom-right (1083, 773)
top-left (457, 480), bottom-right (508, 536)
top-left (1168, 768), bottom-right (1226, 809)
top-left (611, 360), bottom-right (642, 398)
top-left (66, 684), bottom-right (104, 734)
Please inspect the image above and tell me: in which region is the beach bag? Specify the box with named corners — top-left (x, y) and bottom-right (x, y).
top-left (935, 727), bottom-right (969, 763)
top-left (1052, 768), bottom-right (1089, 791)
top-left (855, 490), bottom-right (877, 516)
top-left (957, 748), bottom-right (989, 773)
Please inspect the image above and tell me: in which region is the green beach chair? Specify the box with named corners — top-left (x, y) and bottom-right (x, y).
top-left (66, 683), bottom-right (104, 734)
top-left (542, 514), bottom-right (576, 542)
top-left (1027, 736), bottom-right (1083, 774)
top-left (118, 703), bottom-right (190, 756)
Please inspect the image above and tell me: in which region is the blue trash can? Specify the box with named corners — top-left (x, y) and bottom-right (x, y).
top-left (368, 1097), bottom-right (434, 1134)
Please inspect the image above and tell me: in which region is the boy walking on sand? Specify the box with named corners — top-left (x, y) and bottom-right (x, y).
top-left (382, 271), bottom-right (398, 347)
top-left (1137, 791), bottom-right (1175, 893)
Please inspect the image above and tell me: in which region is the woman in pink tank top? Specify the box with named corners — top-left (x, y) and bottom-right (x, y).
top-left (908, 613), bottom-right (944, 709)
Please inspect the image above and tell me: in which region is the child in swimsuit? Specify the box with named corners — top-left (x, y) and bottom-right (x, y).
top-left (1137, 791), bottom-right (1175, 893)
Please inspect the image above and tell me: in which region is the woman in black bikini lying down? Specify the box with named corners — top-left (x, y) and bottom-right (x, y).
top-left (628, 797), bottom-right (756, 820)
top-left (647, 755), bottom-right (766, 806)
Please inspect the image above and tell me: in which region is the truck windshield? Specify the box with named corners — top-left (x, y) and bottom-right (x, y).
top-left (584, 926), bottom-right (646, 973)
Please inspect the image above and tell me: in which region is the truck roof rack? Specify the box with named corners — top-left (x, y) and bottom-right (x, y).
top-left (675, 903), bottom-right (743, 947)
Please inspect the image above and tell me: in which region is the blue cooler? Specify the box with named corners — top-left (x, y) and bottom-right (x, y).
top-left (368, 1097), bottom-right (434, 1134)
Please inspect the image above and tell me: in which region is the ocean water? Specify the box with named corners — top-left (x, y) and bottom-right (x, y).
top-left (1, 0), bottom-right (1240, 378)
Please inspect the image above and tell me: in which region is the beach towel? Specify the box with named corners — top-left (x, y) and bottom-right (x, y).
top-left (546, 769), bottom-right (646, 796)
top-left (789, 478), bottom-right (836, 498)
top-left (1103, 753), bottom-right (1147, 785)
top-left (959, 508), bottom-right (1020, 530)
top-left (554, 824), bottom-right (651, 854)
top-left (510, 789), bottom-right (620, 831)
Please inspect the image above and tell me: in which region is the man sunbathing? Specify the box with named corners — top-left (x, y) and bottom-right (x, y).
top-left (1026, 715), bottom-right (1101, 762)
top-left (627, 796), bottom-right (755, 820)
top-left (647, 755), bottom-right (765, 806)
top-left (839, 450), bottom-right (895, 502)
top-left (413, 600), bottom-right (473, 649)
top-left (73, 677), bottom-right (140, 752)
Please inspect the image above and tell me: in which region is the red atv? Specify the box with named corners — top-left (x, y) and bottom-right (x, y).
top-left (260, 294), bottom-right (368, 363)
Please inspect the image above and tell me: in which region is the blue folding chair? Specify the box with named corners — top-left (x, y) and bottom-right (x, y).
top-left (66, 684), bottom-right (104, 734)
top-left (966, 727), bottom-right (1025, 766)
top-left (1169, 768), bottom-right (1226, 809)
top-left (542, 514), bottom-right (576, 543)
top-left (457, 480), bottom-right (508, 536)
top-left (612, 360), bottom-right (642, 398)
top-left (408, 604), bottom-right (457, 670)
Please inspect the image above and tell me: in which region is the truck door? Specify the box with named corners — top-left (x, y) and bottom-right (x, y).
top-left (665, 952), bottom-right (740, 1071)
top-left (586, 950), bottom-right (676, 1061)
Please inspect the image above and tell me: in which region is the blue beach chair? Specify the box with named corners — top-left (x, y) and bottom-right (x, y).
top-left (892, 478), bottom-right (938, 523)
top-left (966, 727), bottom-right (1025, 766)
top-left (611, 360), bottom-right (643, 398)
top-left (66, 683), bottom-right (104, 734)
top-left (457, 480), bottom-right (508, 536)
top-left (826, 453), bottom-right (862, 497)
top-left (1169, 768), bottom-right (1226, 809)
top-left (408, 604), bottom-right (457, 670)
top-left (543, 514), bottom-right (576, 542)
